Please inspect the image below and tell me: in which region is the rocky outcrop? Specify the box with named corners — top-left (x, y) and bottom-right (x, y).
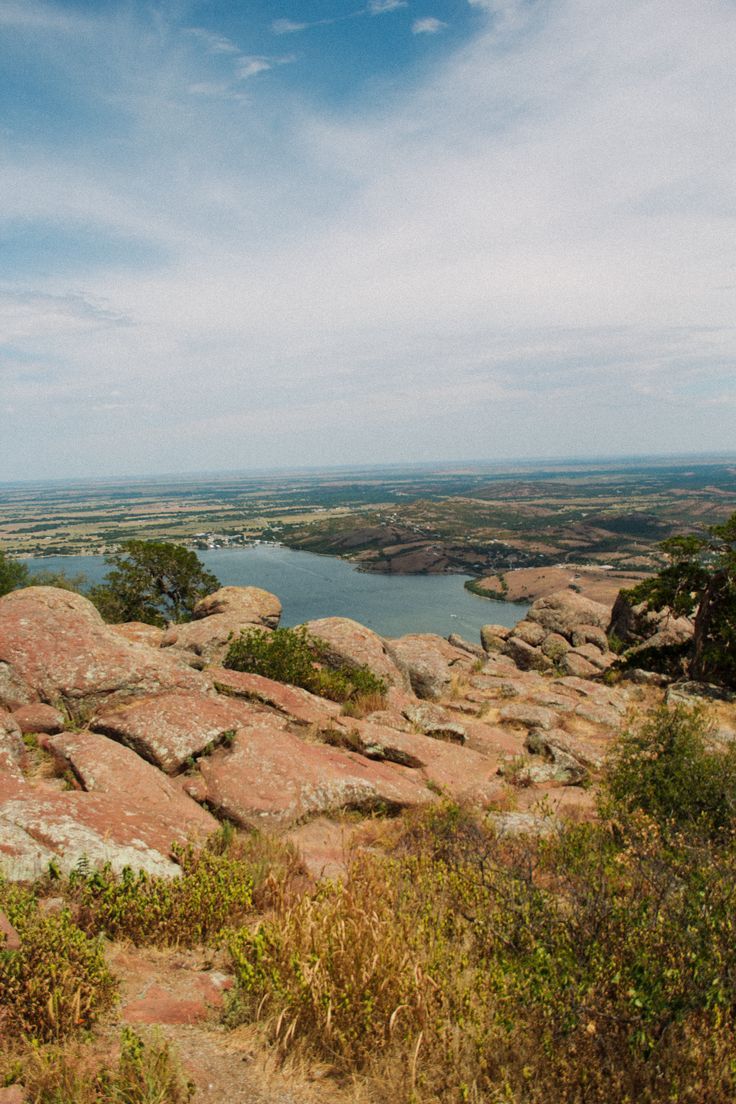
top-left (500, 590), bottom-right (615, 679)
top-left (12, 703), bottom-right (65, 735)
top-left (184, 720), bottom-right (433, 827)
top-left (0, 587), bottom-right (207, 713)
top-left (386, 634), bottom-right (473, 699)
top-left (209, 668), bottom-right (342, 727)
top-left (92, 691), bottom-right (271, 773)
top-left (608, 591), bottom-right (693, 647)
top-left (43, 730), bottom-right (217, 837)
top-left (302, 617), bottom-right (408, 689)
top-left (0, 710), bottom-right (25, 780)
top-left (480, 624), bottom-right (511, 652)
top-left (0, 776), bottom-right (197, 881)
top-left (160, 586), bottom-right (282, 667)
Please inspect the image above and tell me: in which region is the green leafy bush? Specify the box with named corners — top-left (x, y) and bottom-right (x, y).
top-left (68, 838), bottom-right (254, 947)
top-left (0, 1028), bottom-right (192, 1103)
top-left (0, 879), bottom-right (117, 1041)
top-left (0, 550), bottom-right (29, 597)
top-left (603, 703), bottom-right (736, 840)
top-left (88, 539), bottom-right (219, 625)
top-left (224, 625), bottom-right (387, 704)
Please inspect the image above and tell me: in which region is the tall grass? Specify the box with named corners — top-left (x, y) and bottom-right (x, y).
top-left (225, 707), bottom-right (736, 1103)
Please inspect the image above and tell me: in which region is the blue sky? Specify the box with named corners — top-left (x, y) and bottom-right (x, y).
top-left (0, 0), bottom-right (734, 480)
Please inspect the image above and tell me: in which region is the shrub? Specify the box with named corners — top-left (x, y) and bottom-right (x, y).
top-left (68, 836), bottom-right (255, 947)
top-left (88, 540), bottom-right (219, 625)
top-left (0, 1028), bottom-right (192, 1103)
top-left (602, 703), bottom-right (736, 840)
top-left (0, 550), bottom-right (28, 597)
top-left (224, 625), bottom-right (387, 705)
top-left (226, 791), bottom-right (736, 1103)
top-left (0, 880), bottom-right (117, 1041)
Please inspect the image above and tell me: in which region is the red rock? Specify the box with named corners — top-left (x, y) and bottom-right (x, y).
top-left (331, 718), bottom-right (501, 805)
top-left (499, 703), bottom-right (556, 731)
top-left (187, 720), bottom-right (432, 828)
top-left (0, 776), bottom-right (193, 880)
top-left (561, 652), bottom-right (600, 679)
top-left (92, 691), bottom-right (273, 773)
top-left (12, 703), bottom-right (65, 735)
top-left (0, 910), bottom-right (21, 951)
top-left (209, 668), bottom-right (341, 727)
top-left (286, 817), bottom-right (361, 879)
top-left (303, 617), bottom-right (408, 690)
top-left (502, 637), bottom-right (554, 673)
top-left (44, 730), bottom-right (217, 837)
top-left (110, 622), bottom-right (165, 648)
top-left (0, 587), bottom-right (207, 712)
top-left (0, 710), bottom-right (25, 780)
top-left (527, 590), bottom-right (610, 638)
top-left (386, 634), bottom-right (473, 700)
top-left (161, 586), bottom-right (282, 667)
top-left (513, 620), bottom-right (547, 647)
top-left (123, 986), bottom-right (209, 1026)
top-left (0, 1086), bottom-right (26, 1104)
top-left (193, 586), bottom-right (281, 627)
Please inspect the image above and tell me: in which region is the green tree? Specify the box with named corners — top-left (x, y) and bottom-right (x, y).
top-left (0, 550), bottom-right (29, 597)
top-left (89, 540), bottom-right (219, 626)
top-left (628, 512), bottom-right (736, 687)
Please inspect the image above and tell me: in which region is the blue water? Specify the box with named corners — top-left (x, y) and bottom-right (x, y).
top-left (20, 544), bottom-right (527, 641)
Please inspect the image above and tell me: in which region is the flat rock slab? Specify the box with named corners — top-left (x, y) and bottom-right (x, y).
top-left (0, 777), bottom-right (195, 880)
top-left (44, 730), bottom-right (217, 837)
top-left (186, 721), bottom-right (433, 828)
top-left (160, 587), bottom-right (282, 667)
top-left (498, 703), bottom-right (557, 731)
top-left (92, 691), bottom-right (275, 773)
top-left (209, 668), bottom-right (341, 727)
top-left (0, 587), bottom-right (207, 712)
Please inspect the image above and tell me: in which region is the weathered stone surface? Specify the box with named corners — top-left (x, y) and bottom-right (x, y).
top-left (561, 651), bottom-right (600, 679)
top-left (568, 644), bottom-right (612, 671)
top-left (161, 586), bottom-right (282, 667)
top-left (12, 703), bottom-right (65, 735)
top-left (481, 624), bottom-right (511, 652)
top-left (513, 620), bottom-right (547, 647)
top-left (44, 730), bottom-right (217, 837)
top-left (571, 624), bottom-right (609, 652)
top-left (573, 702), bottom-right (621, 729)
top-left (110, 622), bottom-right (166, 648)
top-left (0, 777), bottom-right (187, 880)
top-left (0, 587), bottom-right (207, 712)
top-left (401, 701), bottom-right (467, 743)
top-left (528, 590), bottom-right (610, 638)
top-left (186, 721), bottom-right (432, 828)
top-left (386, 634), bottom-right (472, 700)
top-left (541, 632), bottom-right (570, 658)
top-left (193, 586), bottom-right (282, 627)
top-left (92, 692), bottom-right (271, 773)
top-left (503, 637), bottom-right (553, 673)
top-left (524, 729), bottom-right (588, 784)
top-left (329, 718), bottom-right (500, 803)
top-left (209, 667), bottom-right (341, 727)
top-left (499, 703), bottom-right (556, 731)
top-left (0, 1085), bottom-right (26, 1104)
top-left (447, 633), bottom-right (486, 659)
top-left (608, 592), bottom-right (694, 647)
top-left (303, 617), bottom-right (408, 689)
top-left (0, 710), bottom-right (25, 780)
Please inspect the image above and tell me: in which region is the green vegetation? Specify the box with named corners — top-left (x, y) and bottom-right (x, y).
top-left (0, 1029), bottom-right (192, 1104)
top-left (225, 706), bottom-right (736, 1103)
top-left (0, 877), bottom-right (117, 1041)
top-left (224, 624), bottom-right (387, 705)
top-left (627, 512), bottom-right (736, 687)
top-left (0, 549), bottom-right (28, 596)
top-left (88, 539), bottom-right (220, 625)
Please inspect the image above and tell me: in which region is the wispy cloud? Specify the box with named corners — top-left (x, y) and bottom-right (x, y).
top-left (369, 0), bottom-right (408, 12)
top-left (412, 17), bottom-right (447, 34)
top-left (271, 18), bottom-right (310, 35)
top-left (0, 0), bottom-right (734, 478)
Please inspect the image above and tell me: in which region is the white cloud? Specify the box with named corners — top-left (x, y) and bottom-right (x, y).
top-left (236, 56), bottom-right (273, 79)
top-left (369, 0), bottom-right (408, 13)
top-left (185, 28), bottom-right (240, 54)
top-left (1, 0), bottom-right (735, 478)
top-left (412, 17), bottom-right (447, 34)
top-left (272, 19), bottom-right (309, 34)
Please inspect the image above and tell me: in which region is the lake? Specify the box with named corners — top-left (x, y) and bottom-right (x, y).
top-left (20, 544), bottom-right (527, 641)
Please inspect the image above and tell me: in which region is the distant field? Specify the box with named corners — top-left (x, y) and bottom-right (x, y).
top-left (2, 458), bottom-right (736, 580)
